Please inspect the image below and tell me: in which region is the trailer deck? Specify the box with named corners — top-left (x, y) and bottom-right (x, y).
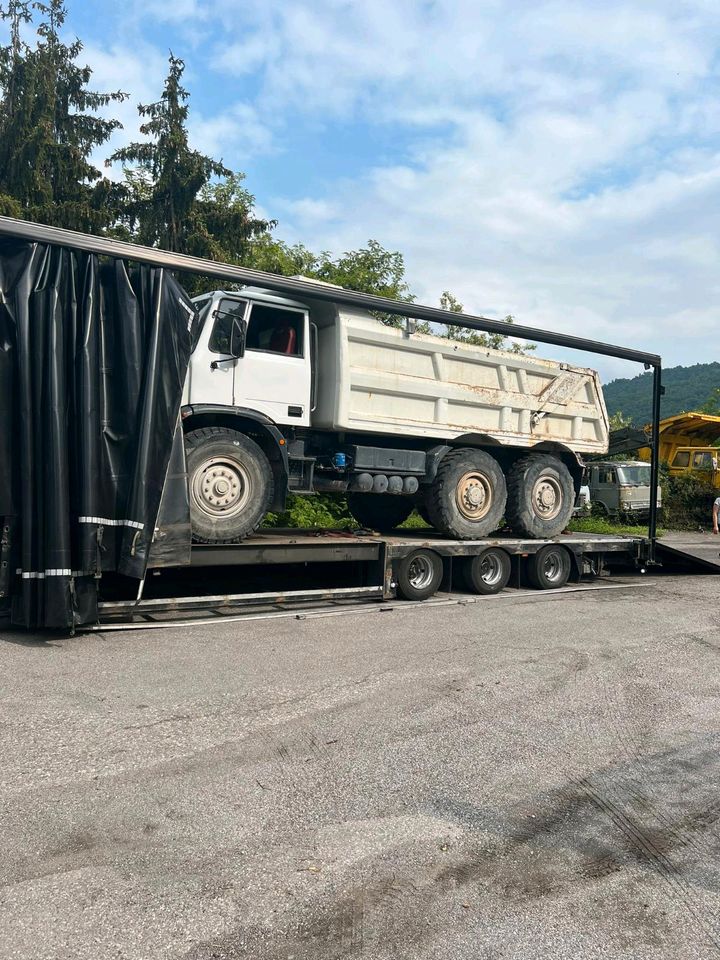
top-left (183, 528), bottom-right (648, 566)
top-left (87, 528), bottom-right (650, 628)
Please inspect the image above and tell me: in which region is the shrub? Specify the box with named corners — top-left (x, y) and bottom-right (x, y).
top-left (661, 473), bottom-right (716, 530)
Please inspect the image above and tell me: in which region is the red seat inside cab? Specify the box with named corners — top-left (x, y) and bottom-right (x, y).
top-left (270, 324), bottom-right (297, 355)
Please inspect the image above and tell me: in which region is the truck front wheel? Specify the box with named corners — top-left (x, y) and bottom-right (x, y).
top-left (347, 493), bottom-right (414, 531)
top-left (426, 448), bottom-right (506, 539)
top-left (505, 453), bottom-right (575, 538)
top-left (185, 427), bottom-right (273, 543)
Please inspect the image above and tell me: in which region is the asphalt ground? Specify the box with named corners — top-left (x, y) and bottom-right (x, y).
top-left (1, 573), bottom-right (720, 959)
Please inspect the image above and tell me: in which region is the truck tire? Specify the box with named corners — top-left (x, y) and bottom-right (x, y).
top-left (347, 493), bottom-right (414, 531)
top-left (395, 549), bottom-right (443, 601)
top-left (463, 547), bottom-right (511, 595)
top-left (505, 453), bottom-right (575, 538)
top-left (526, 544), bottom-right (571, 590)
top-left (185, 427), bottom-right (273, 543)
top-left (426, 448), bottom-right (506, 539)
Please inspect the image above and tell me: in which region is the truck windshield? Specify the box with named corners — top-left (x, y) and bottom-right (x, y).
top-left (191, 297), bottom-right (213, 352)
top-left (616, 465), bottom-right (651, 486)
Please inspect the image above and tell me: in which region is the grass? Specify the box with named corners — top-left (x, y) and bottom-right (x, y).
top-left (568, 515), bottom-right (662, 537)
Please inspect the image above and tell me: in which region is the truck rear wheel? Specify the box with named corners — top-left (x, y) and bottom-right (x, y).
top-left (426, 448), bottom-right (506, 539)
top-left (185, 427), bottom-right (273, 543)
top-left (505, 453), bottom-right (575, 538)
top-left (347, 493), bottom-right (414, 531)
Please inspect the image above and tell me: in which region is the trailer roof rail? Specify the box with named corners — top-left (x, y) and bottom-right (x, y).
top-left (0, 215), bottom-right (661, 368)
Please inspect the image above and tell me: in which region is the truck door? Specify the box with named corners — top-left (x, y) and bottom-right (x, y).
top-left (594, 465), bottom-right (619, 515)
top-left (233, 300), bottom-right (311, 426)
top-left (186, 296), bottom-right (249, 408)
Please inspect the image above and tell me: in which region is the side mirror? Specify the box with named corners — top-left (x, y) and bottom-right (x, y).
top-left (230, 317), bottom-right (246, 358)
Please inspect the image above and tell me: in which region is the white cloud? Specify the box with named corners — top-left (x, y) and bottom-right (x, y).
top-left (188, 103), bottom-right (274, 163)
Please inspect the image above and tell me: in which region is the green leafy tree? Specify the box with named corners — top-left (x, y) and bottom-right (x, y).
top-left (0, 0), bottom-right (127, 229)
top-left (439, 290), bottom-right (535, 354)
top-left (314, 241), bottom-right (412, 300)
top-left (608, 410), bottom-right (633, 431)
top-left (110, 54), bottom-right (272, 286)
top-left (245, 235), bottom-right (321, 277)
top-left (245, 236), bottom-right (415, 326)
top-left (313, 240), bottom-right (415, 327)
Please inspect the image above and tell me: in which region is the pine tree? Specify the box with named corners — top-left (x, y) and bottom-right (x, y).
top-left (111, 54), bottom-right (272, 267)
top-left (0, 0), bottom-right (128, 230)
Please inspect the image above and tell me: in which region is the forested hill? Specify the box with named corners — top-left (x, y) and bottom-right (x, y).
top-left (602, 362), bottom-right (720, 425)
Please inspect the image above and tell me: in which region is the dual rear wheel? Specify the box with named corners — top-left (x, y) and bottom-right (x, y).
top-left (347, 449), bottom-right (575, 540)
top-left (421, 447), bottom-right (575, 539)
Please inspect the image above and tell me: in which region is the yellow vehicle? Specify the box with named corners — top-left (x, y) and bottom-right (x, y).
top-left (639, 412), bottom-right (720, 486)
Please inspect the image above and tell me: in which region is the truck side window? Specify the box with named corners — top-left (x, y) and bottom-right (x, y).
top-left (209, 299), bottom-right (248, 354)
top-left (246, 304), bottom-right (303, 357)
top-left (672, 451), bottom-right (690, 467)
top-left (693, 451), bottom-right (714, 470)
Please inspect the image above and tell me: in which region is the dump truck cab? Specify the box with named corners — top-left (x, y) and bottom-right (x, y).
top-left (185, 289), bottom-right (313, 426)
top-left (638, 412), bottom-right (720, 489)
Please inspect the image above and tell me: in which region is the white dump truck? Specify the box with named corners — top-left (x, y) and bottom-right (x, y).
top-left (181, 286), bottom-right (609, 542)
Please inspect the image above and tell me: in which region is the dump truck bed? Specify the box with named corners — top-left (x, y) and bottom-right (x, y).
top-left (312, 308), bottom-right (609, 452)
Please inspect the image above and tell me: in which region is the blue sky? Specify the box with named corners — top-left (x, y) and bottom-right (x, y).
top-left (10, 0), bottom-right (720, 383)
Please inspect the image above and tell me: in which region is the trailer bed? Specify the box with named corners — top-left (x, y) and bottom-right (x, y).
top-left (183, 528), bottom-right (647, 567)
top-left (86, 529), bottom-right (651, 629)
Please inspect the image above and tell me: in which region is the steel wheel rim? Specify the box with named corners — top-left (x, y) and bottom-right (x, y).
top-left (542, 551), bottom-right (564, 583)
top-left (191, 455), bottom-right (251, 519)
top-left (531, 474), bottom-right (563, 521)
top-left (479, 552), bottom-right (503, 586)
top-left (456, 471), bottom-right (493, 521)
top-left (408, 555), bottom-right (434, 590)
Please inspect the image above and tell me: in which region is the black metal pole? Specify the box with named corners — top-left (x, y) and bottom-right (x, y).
top-left (647, 363), bottom-right (663, 560)
top-left (0, 215), bottom-right (661, 367)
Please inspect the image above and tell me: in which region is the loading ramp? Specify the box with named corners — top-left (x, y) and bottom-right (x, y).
top-left (655, 532), bottom-right (720, 572)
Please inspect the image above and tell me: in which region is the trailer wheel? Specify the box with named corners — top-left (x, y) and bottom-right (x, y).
top-left (505, 453), bottom-right (575, 538)
top-left (427, 448), bottom-right (506, 539)
top-left (396, 549), bottom-right (443, 601)
top-left (463, 548), bottom-right (511, 595)
top-left (347, 493), bottom-right (414, 531)
top-left (526, 544), bottom-right (571, 590)
top-left (185, 427), bottom-right (273, 543)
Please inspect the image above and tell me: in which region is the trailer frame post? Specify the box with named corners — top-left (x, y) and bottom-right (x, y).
top-left (647, 363), bottom-right (663, 562)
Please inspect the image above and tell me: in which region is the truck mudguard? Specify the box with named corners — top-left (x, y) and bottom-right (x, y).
top-left (180, 403), bottom-right (290, 511)
top-left (0, 239), bottom-right (199, 628)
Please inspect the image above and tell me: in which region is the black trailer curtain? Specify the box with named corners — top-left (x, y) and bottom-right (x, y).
top-left (0, 239), bottom-right (198, 628)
